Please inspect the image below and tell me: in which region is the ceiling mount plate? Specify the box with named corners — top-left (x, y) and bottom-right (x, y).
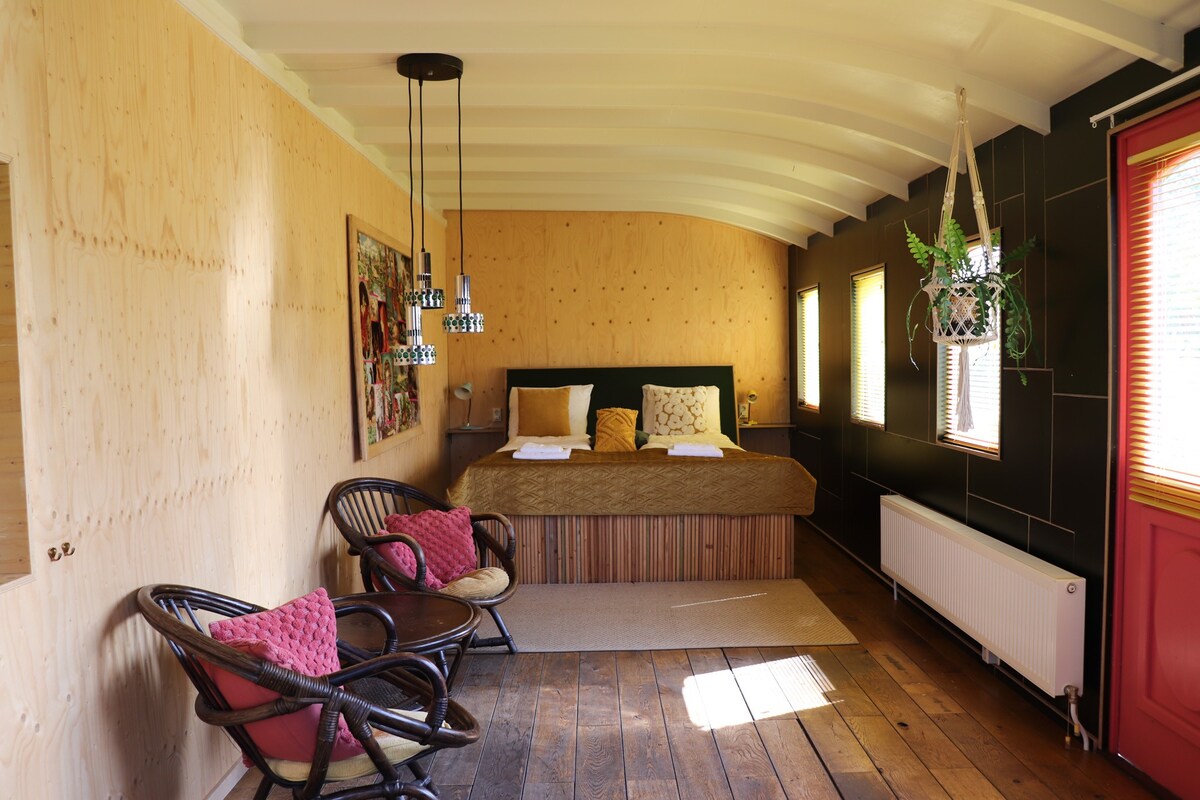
top-left (396, 53), bottom-right (463, 82)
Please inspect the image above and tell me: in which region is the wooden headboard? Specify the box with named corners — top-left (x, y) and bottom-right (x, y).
top-left (506, 365), bottom-right (738, 440)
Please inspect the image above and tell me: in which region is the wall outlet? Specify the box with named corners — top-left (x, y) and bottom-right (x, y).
top-left (491, 407), bottom-right (502, 423)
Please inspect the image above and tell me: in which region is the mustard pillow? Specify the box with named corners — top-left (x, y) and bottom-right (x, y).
top-left (516, 387), bottom-right (572, 436)
top-left (594, 407), bottom-right (638, 452)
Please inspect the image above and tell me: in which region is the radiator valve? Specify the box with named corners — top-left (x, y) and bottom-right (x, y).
top-left (1064, 685), bottom-right (1093, 751)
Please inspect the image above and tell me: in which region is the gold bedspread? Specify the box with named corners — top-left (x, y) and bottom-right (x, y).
top-left (447, 449), bottom-right (816, 517)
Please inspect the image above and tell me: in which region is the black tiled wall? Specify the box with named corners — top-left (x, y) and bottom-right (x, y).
top-left (788, 28), bottom-right (1199, 733)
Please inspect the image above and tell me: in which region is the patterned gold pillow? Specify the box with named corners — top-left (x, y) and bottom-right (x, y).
top-left (593, 407), bottom-right (638, 452)
top-left (642, 385), bottom-right (710, 435)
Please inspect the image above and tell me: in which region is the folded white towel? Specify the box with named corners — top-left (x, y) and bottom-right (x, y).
top-left (513, 449), bottom-right (571, 460)
top-left (669, 442), bottom-right (720, 454)
top-left (519, 442), bottom-right (567, 453)
top-left (667, 444), bottom-right (723, 458)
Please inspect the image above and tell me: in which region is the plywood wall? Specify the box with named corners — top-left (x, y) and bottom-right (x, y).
top-left (0, 164), bottom-right (29, 579)
top-left (445, 211), bottom-right (792, 429)
top-left (0, 0), bottom-right (452, 796)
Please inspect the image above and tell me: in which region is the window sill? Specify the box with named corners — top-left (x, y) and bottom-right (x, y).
top-left (936, 437), bottom-right (1001, 461)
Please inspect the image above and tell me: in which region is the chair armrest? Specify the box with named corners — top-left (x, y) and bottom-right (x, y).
top-left (329, 651), bottom-right (451, 734)
top-left (470, 512), bottom-right (516, 562)
top-left (331, 597), bottom-right (399, 654)
top-left (360, 532), bottom-right (430, 588)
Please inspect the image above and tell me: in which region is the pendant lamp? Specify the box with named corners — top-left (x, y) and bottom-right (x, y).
top-left (397, 53), bottom-right (453, 314)
top-left (438, 59), bottom-right (484, 334)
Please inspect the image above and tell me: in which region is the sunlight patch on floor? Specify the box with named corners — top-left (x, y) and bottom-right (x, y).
top-left (683, 653), bottom-right (832, 730)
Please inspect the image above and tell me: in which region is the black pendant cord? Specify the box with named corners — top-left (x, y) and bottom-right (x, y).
top-left (458, 75), bottom-right (464, 277)
top-left (419, 78), bottom-right (426, 258)
top-left (407, 77), bottom-right (414, 267)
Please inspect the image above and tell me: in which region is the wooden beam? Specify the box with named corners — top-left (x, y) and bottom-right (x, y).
top-left (975, 0), bottom-right (1185, 70)
top-left (312, 85), bottom-right (953, 168)
top-left (400, 157), bottom-right (869, 220)
top-left (362, 127), bottom-right (911, 200)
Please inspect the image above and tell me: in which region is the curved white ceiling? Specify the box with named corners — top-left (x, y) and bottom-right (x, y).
top-left (189, 0), bottom-right (1200, 247)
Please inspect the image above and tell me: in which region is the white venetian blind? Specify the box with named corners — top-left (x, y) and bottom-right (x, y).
top-left (1124, 130), bottom-right (1200, 520)
top-left (939, 239), bottom-right (1001, 453)
top-left (797, 286), bottom-right (820, 409)
top-left (851, 267), bottom-right (886, 426)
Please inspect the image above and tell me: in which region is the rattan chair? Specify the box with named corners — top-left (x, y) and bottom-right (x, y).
top-left (326, 478), bottom-right (519, 653)
top-left (136, 584), bottom-right (479, 800)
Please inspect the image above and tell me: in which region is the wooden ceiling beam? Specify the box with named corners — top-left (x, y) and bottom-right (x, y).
top-left (361, 126), bottom-right (911, 199)
top-left (974, 0), bottom-right (1185, 70)
top-left (400, 157), bottom-right (869, 220)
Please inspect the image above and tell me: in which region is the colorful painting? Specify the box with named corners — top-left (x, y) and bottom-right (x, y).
top-left (347, 215), bottom-right (421, 459)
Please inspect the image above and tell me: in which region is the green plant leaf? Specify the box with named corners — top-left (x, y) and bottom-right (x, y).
top-left (903, 216), bottom-right (1039, 376)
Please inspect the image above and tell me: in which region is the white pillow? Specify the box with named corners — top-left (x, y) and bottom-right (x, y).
top-left (642, 384), bottom-right (722, 436)
top-left (702, 386), bottom-right (722, 434)
top-left (508, 384), bottom-right (593, 438)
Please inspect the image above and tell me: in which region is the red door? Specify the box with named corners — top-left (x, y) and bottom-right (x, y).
top-left (1111, 97), bottom-right (1200, 799)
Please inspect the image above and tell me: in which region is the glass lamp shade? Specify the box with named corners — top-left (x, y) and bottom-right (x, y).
top-left (395, 304), bottom-right (436, 365)
top-left (443, 274), bottom-right (485, 333)
top-left (405, 251), bottom-right (445, 309)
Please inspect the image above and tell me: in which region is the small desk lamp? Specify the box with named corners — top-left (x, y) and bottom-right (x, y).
top-left (454, 382), bottom-right (477, 429)
top-left (746, 390), bottom-right (758, 425)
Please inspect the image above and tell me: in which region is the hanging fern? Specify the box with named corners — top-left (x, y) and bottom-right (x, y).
top-left (904, 220), bottom-right (1037, 384)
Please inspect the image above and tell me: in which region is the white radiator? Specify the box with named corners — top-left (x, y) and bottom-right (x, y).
top-left (880, 495), bottom-right (1085, 697)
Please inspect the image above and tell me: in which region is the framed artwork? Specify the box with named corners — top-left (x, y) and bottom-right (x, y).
top-left (347, 215), bottom-right (422, 459)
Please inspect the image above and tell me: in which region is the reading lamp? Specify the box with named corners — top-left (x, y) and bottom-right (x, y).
top-left (454, 382), bottom-right (477, 429)
top-left (746, 390), bottom-right (758, 425)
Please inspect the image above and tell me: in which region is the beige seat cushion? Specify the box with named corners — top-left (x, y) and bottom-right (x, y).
top-left (266, 708), bottom-right (434, 782)
top-left (440, 566), bottom-right (510, 600)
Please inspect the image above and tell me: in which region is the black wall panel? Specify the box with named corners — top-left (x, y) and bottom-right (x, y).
top-left (1051, 395), bottom-right (1110, 572)
top-left (970, 369), bottom-right (1053, 517)
top-left (993, 127), bottom-right (1025, 203)
top-left (883, 218), bottom-right (931, 442)
top-left (966, 494), bottom-right (1030, 551)
top-left (788, 27), bottom-right (1199, 733)
top-left (845, 473), bottom-right (888, 566)
top-left (1044, 182), bottom-right (1110, 396)
top-left (869, 431), bottom-right (967, 519)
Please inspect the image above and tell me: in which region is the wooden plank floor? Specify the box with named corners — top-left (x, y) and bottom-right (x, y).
top-left (227, 523), bottom-right (1163, 799)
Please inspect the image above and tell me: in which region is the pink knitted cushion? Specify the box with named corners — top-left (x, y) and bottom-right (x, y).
top-left (207, 588), bottom-right (363, 763)
top-left (373, 506), bottom-right (478, 591)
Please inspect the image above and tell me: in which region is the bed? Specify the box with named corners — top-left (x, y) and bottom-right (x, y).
top-left (447, 366), bottom-right (816, 584)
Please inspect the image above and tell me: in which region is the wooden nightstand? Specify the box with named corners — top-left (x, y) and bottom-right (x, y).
top-left (737, 422), bottom-right (795, 457)
top-left (447, 425), bottom-right (506, 484)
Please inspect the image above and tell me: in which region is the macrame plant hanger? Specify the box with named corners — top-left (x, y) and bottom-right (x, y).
top-left (931, 87), bottom-right (999, 432)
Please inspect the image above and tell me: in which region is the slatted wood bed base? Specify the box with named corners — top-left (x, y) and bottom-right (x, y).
top-left (509, 514), bottom-right (795, 584)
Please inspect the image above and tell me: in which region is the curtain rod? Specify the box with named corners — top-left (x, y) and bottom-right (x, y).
top-left (1090, 64), bottom-right (1200, 128)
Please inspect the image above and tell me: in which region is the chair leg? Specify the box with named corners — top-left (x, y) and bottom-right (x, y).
top-left (470, 606), bottom-right (517, 653)
top-left (405, 757), bottom-right (440, 798)
top-left (253, 773), bottom-right (273, 800)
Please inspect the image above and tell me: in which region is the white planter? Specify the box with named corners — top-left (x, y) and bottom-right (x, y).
top-left (924, 278), bottom-right (1003, 346)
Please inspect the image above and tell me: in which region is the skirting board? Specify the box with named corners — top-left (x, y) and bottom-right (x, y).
top-left (209, 761), bottom-right (248, 800)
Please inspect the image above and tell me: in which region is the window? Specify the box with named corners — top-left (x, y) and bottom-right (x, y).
top-left (1120, 123), bottom-right (1200, 520)
top-left (796, 286), bottom-right (819, 410)
top-left (937, 236), bottom-right (1001, 453)
top-left (850, 267), bottom-right (885, 427)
